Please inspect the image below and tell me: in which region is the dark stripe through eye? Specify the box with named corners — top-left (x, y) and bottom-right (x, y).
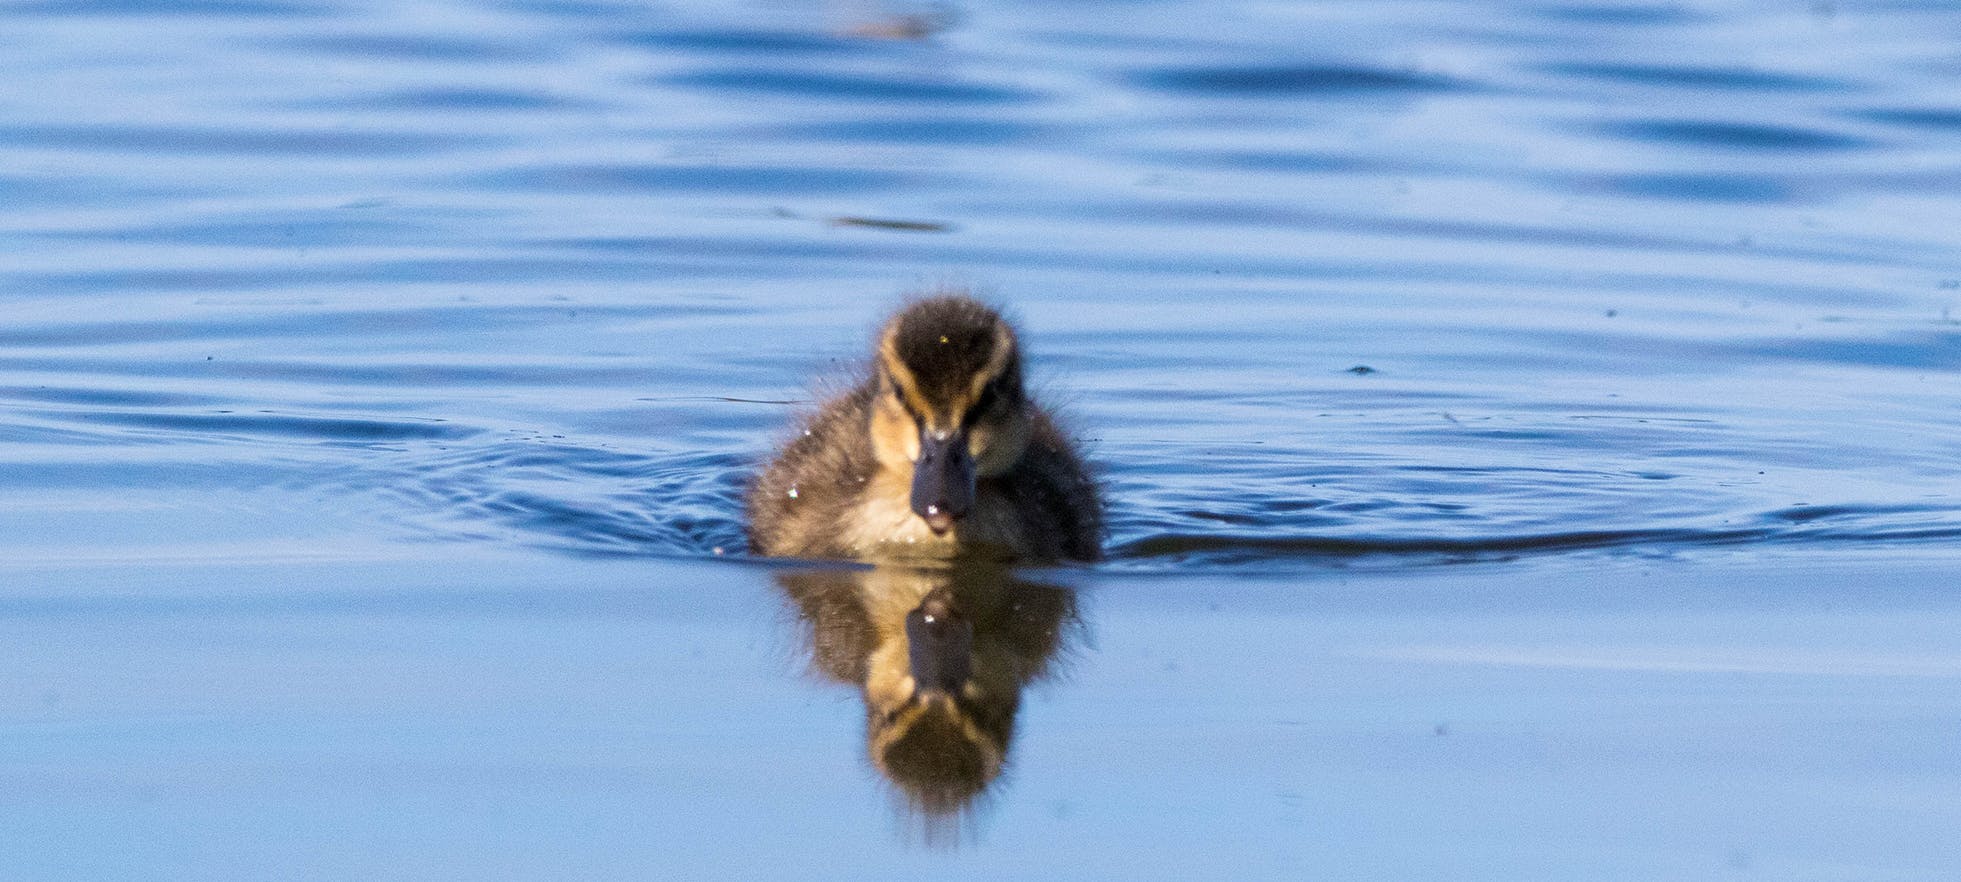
top-left (965, 383), bottom-right (1000, 427)
top-left (890, 383), bottom-right (921, 422)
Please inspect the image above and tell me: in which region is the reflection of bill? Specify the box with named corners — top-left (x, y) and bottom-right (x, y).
top-left (775, 565), bottom-right (1079, 833)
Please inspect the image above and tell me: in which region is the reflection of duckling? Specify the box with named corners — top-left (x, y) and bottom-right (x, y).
top-left (747, 293), bottom-right (1101, 563)
top-left (774, 566), bottom-right (1077, 828)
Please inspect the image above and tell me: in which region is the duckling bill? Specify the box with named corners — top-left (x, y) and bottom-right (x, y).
top-left (747, 293), bottom-right (1102, 562)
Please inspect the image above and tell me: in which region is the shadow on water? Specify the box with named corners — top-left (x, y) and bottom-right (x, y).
top-left (773, 564), bottom-right (1079, 845)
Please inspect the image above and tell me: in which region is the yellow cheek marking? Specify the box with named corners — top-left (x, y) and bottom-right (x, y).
top-left (962, 324), bottom-right (1016, 406)
top-left (870, 398), bottom-right (919, 465)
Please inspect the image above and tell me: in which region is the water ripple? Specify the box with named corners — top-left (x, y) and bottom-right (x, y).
top-left (1599, 119), bottom-right (1873, 152)
top-left (6, 0), bottom-right (329, 15)
top-left (480, 163), bottom-right (921, 194)
top-left (7, 257), bottom-right (699, 296)
top-left (1528, 5), bottom-right (1707, 25)
top-left (0, 304), bottom-right (697, 348)
top-left (1543, 62), bottom-right (1853, 93)
top-left (663, 69), bottom-right (1043, 105)
top-left (1134, 64), bottom-right (1462, 95)
top-left (0, 123), bottom-right (486, 156)
top-left (1856, 107), bottom-right (1961, 131)
top-left (0, 384), bottom-right (230, 409)
top-left (356, 444), bottom-right (1961, 569)
top-left (16, 406), bottom-right (473, 444)
top-left (326, 88), bottom-right (595, 112)
top-left (1575, 172), bottom-right (1798, 203)
top-left (1112, 528), bottom-right (1767, 565)
top-left (32, 214), bottom-right (426, 248)
top-left (622, 28), bottom-right (868, 56)
top-left (1102, 500), bottom-right (1961, 570)
top-left (283, 34), bottom-right (555, 62)
top-left (773, 117), bottom-right (1051, 146)
top-left (1737, 331), bottom-right (1961, 371)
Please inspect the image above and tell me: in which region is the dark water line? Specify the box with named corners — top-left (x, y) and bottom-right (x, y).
top-left (1111, 527), bottom-right (1770, 562)
top-left (495, 517), bottom-right (1961, 571)
top-left (378, 470), bottom-right (1961, 570)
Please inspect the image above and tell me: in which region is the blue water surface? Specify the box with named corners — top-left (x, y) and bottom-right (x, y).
top-left (3, 0), bottom-right (1960, 878)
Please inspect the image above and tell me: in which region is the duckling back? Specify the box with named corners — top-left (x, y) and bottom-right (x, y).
top-left (746, 383), bottom-right (880, 559)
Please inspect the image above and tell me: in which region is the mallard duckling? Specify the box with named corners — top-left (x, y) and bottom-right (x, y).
top-left (747, 293), bottom-right (1101, 563)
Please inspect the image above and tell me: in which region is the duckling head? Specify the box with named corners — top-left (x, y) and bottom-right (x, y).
top-left (870, 295), bottom-right (1032, 536)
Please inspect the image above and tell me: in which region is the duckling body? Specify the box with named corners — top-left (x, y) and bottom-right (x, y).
top-left (747, 295), bottom-right (1101, 563)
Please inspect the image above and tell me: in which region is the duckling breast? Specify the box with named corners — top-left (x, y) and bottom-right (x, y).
top-left (841, 471), bottom-right (1034, 561)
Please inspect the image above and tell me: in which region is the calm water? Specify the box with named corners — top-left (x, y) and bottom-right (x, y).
top-left (3, 0), bottom-right (1960, 877)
